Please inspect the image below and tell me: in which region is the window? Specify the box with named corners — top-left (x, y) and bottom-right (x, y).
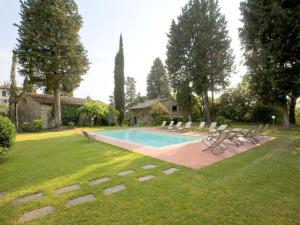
top-left (2, 90), bottom-right (7, 97)
top-left (172, 105), bottom-right (177, 112)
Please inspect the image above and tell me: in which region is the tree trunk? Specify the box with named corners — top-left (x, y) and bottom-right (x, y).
top-left (211, 86), bottom-right (215, 121)
top-left (289, 95), bottom-right (297, 124)
top-left (203, 90), bottom-right (211, 123)
top-left (53, 85), bottom-right (62, 128)
top-left (282, 104), bottom-right (290, 129)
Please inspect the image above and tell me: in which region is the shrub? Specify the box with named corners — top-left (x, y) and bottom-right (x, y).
top-left (149, 102), bottom-right (169, 118)
top-left (154, 115), bottom-right (171, 126)
top-left (68, 121), bottom-right (75, 128)
top-left (0, 116), bottom-right (16, 158)
top-left (22, 122), bottom-right (31, 132)
top-left (32, 119), bottom-right (43, 132)
top-left (61, 106), bottom-right (81, 126)
top-left (216, 116), bottom-right (226, 125)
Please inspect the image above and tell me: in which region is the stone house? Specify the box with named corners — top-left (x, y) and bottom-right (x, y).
top-left (128, 98), bottom-right (184, 124)
top-left (17, 93), bottom-right (87, 129)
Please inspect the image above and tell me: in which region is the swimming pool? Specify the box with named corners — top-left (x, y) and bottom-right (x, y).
top-left (96, 129), bottom-right (202, 148)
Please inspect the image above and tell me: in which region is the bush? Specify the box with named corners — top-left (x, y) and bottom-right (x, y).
top-left (61, 106), bottom-right (81, 126)
top-left (32, 119), bottom-right (43, 132)
top-left (22, 122), bottom-right (31, 132)
top-left (68, 121), bottom-right (75, 128)
top-left (154, 115), bottom-right (171, 126)
top-left (0, 116), bottom-right (16, 158)
top-left (216, 116), bottom-right (226, 125)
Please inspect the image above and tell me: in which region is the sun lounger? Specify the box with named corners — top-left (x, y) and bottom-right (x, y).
top-left (177, 122), bottom-right (192, 132)
top-left (165, 121), bottom-right (174, 129)
top-left (202, 131), bottom-right (229, 154)
top-left (208, 122), bottom-right (217, 131)
top-left (198, 122), bottom-right (206, 129)
top-left (160, 121), bottom-right (167, 127)
top-left (169, 121), bottom-right (182, 130)
top-left (82, 131), bottom-right (97, 141)
top-left (209, 124), bottom-right (227, 133)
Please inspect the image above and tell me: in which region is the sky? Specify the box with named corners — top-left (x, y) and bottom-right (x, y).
top-left (0, 0), bottom-right (246, 103)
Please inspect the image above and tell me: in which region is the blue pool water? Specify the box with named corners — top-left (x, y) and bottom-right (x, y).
top-left (96, 129), bottom-right (201, 147)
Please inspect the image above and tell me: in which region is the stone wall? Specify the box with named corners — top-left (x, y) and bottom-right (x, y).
top-left (17, 95), bottom-right (42, 129)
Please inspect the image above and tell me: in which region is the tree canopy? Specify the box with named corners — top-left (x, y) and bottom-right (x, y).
top-left (146, 58), bottom-right (171, 100)
top-left (166, 0), bottom-right (234, 122)
top-left (15, 0), bottom-right (89, 127)
top-left (239, 0), bottom-right (300, 128)
top-left (125, 76), bottom-right (137, 109)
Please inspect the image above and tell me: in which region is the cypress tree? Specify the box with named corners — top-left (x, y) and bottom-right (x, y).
top-left (114, 34), bottom-right (125, 124)
top-left (8, 51), bottom-right (18, 126)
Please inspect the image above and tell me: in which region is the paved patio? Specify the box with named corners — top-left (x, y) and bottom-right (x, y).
top-left (90, 128), bottom-right (274, 170)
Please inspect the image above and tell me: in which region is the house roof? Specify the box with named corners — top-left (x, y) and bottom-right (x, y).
top-left (129, 99), bottom-right (159, 110)
top-left (129, 98), bottom-right (176, 110)
top-left (25, 93), bottom-right (88, 106)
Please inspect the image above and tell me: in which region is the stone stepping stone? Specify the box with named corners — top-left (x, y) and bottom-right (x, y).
top-left (141, 164), bottom-right (157, 169)
top-left (0, 192), bottom-right (7, 200)
top-left (66, 194), bottom-right (96, 208)
top-left (88, 177), bottom-right (110, 186)
top-left (104, 184), bottom-right (127, 195)
top-left (118, 169), bottom-right (134, 176)
top-left (12, 192), bottom-right (43, 205)
top-left (138, 175), bottom-right (155, 182)
top-left (163, 168), bottom-right (178, 175)
top-left (18, 206), bottom-right (55, 223)
top-left (53, 184), bottom-right (80, 195)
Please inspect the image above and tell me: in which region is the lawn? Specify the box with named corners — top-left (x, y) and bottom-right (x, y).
top-left (0, 126), bottom-right (299, 225)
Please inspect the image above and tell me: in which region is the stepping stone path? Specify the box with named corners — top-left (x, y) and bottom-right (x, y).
top-left (88, 177), bottom-right (111, 186)
top-left (54, 184), bottom-right (80, 195)
top-left (66, 194), bottom-right (96, 208)
top-left (138, 175), bottom-right (155, 182)
top-left (0, 192), bottom-right (7, 200)
top-left (104, 184), bottom-right (127, 195)
top-left (118, 169), bottom-right (134, 176)
top-left (141, 164), bottom-right (157, 169)
top-left (163, 168), bottom-right (178, 175)
top-left (18, 206), bottom-right (55, 223)
top-left (12, 192), bottom-right (43, 205)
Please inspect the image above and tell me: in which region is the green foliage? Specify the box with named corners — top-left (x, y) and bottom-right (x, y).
top-left (0, 116), bottom-right (16, 158)
top-left (32, 119), bottom-right (43, 132)
top-left (22, 122), bottom-right (31, 132)
top-left (239, 0), bottom-right (300, 128)
top-left (149, 102), bottom-right (170, 118)
top-left (146, 58), bottom-right (171, 99)
top-left (114, 34), bottom-right (125, 124)
top-left (216, 81), bottom-right (253, 122)
top-left (153, 115), bottom-right (172, 126)
top-left (80, 100), bottom-right (109, 120)
top-left (15, 0), bottom-right (89, 127)
top-left (68, 121), bottom-right (75, 128)
top-left (296, 108), bottom-right (300, 125)
top-left (166, 0), bottom-right (234, 122)
top-left (125, 76), bottom-right (137, 109)
top-left (61, 106), bottom-right (81, 126)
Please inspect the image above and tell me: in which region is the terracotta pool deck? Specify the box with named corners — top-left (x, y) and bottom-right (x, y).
top-left (90, 128), bottom-right (274, 170)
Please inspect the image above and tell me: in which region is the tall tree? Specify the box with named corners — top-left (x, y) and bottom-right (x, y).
top-left (114, 34), bottom-right (125, 123)
top-left (166, 0), bottom-right (234, 122)
top-left (23, 76), bottom-right (36, 93)
top-left (8, 51), bottom-right (18, 127)
top-left (15, 0), bottom-right (89, 127)
top-left (239, 0), bottom-right (300, 128)
top-left (125, 76), bottom-right (137, 109)
top-left (146, 58), bottom-right (171, 100)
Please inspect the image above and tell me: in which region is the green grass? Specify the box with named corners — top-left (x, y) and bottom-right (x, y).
top-left (0, 126), bottom-right (299, 225)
